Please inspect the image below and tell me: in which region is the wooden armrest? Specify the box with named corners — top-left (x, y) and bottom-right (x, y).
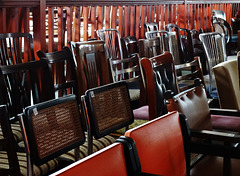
top-left (190, 129), bottom-right (240, 143)
top-left (210, 108), bottom-right (240, 117)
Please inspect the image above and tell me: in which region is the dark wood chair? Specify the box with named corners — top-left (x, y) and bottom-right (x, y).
top-left (121, 35), bottom-right (139, 58)
top-left (37, 47), bottom-right (78, 98)
top-left (138, 37), bottom-right (162, 58)
top-left (0, 105), bottom-right (21, 176)
top-left (135, 52), bottom-right (177, 121)
top-left (70, 40), bottom-right (111, 96)
top-left (0, 32), bottom-right (35, 65)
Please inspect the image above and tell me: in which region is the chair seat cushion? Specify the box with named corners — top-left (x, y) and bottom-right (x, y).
top-left (211, 114), bottom-right (240, 132)
top-left (133, 105), bottom-right (149, 120)
top-left (0, 121), bottom-right (23, 143)
top-left (0, 151), bottom-right (58, 176)
top-left (129, 89), bottom-right (140, 101)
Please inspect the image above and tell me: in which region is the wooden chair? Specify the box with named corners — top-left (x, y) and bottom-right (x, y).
top-left (135, 52), bottom-right (177, 121)
top-left (0, 32), bottom-right (35, 65)
top-left (145, 30), bottom-right (170, 53)
top-left (70, 40), bottom-right (111, 96)
top-left (213, 59), bottom-right (240, 110)
top-left (175, 57), bottom-right (206, 92)
top-left (110, 53), bottom-right (145, 109)
top-left (0, 105), bottom-right (21, 176)
top-left (97, 28), bottom-right (124, 61)
top-left (168, 84), bottom-right (240, 175)
top-left (81, 81), bottom-right (134, 154)
top-left (138, 37), bottom-right (162, 58)
top-left (121, 35), bottom-right (139, 58)
top-left (19, 94), bottom-right (85, 176)
top-left (37, 47), bottom-right (78, 98)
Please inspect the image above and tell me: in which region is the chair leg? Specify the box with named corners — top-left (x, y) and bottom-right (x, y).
top-left (223, 157), bottom-right (231, 176)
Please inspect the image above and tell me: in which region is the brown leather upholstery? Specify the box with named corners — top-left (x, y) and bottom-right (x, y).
top-left (213, 59), bottom-right (240, 110)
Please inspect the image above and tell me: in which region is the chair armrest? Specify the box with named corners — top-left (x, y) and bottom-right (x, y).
top-left (210, 108), bottom-right (240, 117)
top-left (190, 129), bottom-right (240, 143)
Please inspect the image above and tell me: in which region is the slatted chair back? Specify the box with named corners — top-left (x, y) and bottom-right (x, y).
top-left (175, 57), bottom-right (206, 92)
top-left (125, 111), bottom-right (190, 176)
top-left (0, 105), bottom-right (21, 176)
top-left (144, 22), bottom-right (159, 32)
top-left (145, 30), bottom-right (170, 53)
top-left (37, 47), bottom-right (78, 98)
top-left (70, 40), bottom-right (111, 96)
top-left (138, 37), bottom-right (162, 58)
top-left (0, 60), bottom-right (55, 119)
top-left (0, 33), bottom-right (35, 65)
top-left (110, 53), bottom-right (145, 109)
top-left (140, 52), bottom-right (178, 120)
top-left (97, 28), bottom-right (124, 61)
top-left (20, 94), bottom-right (85, 175)
top-left (121, 35), bottom-right (139, 58)
top-left (199, 32), bottom-right (226, 98)
top-left (82, 81), bottom-right (134, 154)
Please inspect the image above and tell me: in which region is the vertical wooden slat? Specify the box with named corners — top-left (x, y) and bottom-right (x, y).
top-left (111, 6), bottom-right (117, 29)
top-left (73, 7), bottom-right (81, 42)
top-left (140, 5), bottom-right (145, 38)
top-left (151, 5), bottom-right (155, 22)
top-left (118, 6), bottom-right (123, 37)
top-left (105, 6), bottom-right (110, 29)
top-left (160, 5), bottom-right (164, 28)
top-left (146, 5), bottom-right (150, 22)
top-left (48, 7), bottom-right (54, 52)
top-left (0, 8), bottom-right (6, 33)
top-left (130, 6), bottom-right (135, 36)
top-left (90, 6), bottom-right (96, 39)
top-left (66, 7), bottom-right (73, 44)
top-left (97, 6), bottom-right (103, 32)
top-left (124, 6), bottom-right (130, 37)
top-left (155, 5), bottom-right (160, 28)
top-left (83, 6), bottom-right (88, 41)
top-left (135, 5), bottom-right (140, 39)
top-left (57, 7), bottom-right (64, 50)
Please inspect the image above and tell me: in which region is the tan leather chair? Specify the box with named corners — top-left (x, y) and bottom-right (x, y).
top-left (213, 59), bottom-right (240, 110)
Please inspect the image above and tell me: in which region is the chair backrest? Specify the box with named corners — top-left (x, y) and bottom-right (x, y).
top-left (49, 143), bottom-right (131, 176)
top-left (37, 47), bottom-right (78, 98)
top-left (140, 52), bottom-right (178, 120)
top-left (125, 111), bottom-right (189, 176)
top-left (97, 28), bottom-right (123, 61)
top-left (144, 22), bottom-right (159, 32)
top-left (82, 81), bottom-right (134, 153)
top-left (212, 9), bottom-right (226, 21)
top-left (110, 53), bottom-right (145, 107)
top-left (168, 85), bottom-right (212, 131)
top-left (175, 57), bottom-right (206, 92)
top-left (213, 59), bottom-right (240, 110)
top-left (0, 32), bottom-right (35, 65)
top-left (21, 95), bottom-right (85, 170)
top-left (199, 32), bottom-right (227, 96)
top-left (0, 105), bottom-right (21, 176)
top-left (166, 24), bottom-right (189, 64)
top-left (145, 30), bottom-right (170, 53)
top-left (0, 60), bottom-right (55, 119)
top-left (70, 40), bottom-right (111, 96)
top-left (138, 37), bottom-right (162, 58)
top-left (121, 35), bottom-right (139, 58)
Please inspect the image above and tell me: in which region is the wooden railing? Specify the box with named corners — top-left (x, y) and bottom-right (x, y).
top-left (0, 0), bottom-right (240, 53)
